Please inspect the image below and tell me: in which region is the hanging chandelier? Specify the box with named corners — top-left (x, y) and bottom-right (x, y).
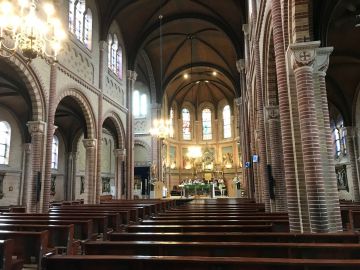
top-left (0, 0), bottom-right (66, 63)
top-left (150, 119), bottom-right (173, 139)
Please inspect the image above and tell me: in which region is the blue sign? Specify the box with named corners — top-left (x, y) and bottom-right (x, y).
top-left (252, 155), bottom-right (259, 163)
top-left (245, 162), bottom-right (251, 168)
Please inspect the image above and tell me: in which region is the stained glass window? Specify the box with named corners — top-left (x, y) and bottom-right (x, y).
top-left (202, 108), bottom-right (212, 140)
top-left (0, 121), bottom-right (11, 165)
top-left (169, 108), bottom-right (174, 138)
top-left (51, 136), bottom-right (59, 170)
top-left (84, 9), bottom-right (92, 49)
top-left (69, 0), bottom-right (92, 49)
top-left (182, 108), bottom-right (191, 140)
top-left (223, 105), bottom-right (231, 138)
top-left (133, 91), bottom-right (147, 118)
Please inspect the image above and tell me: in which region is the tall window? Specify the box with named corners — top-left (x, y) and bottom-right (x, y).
top-left (331, 118), bottom-right (346, 158)
top-left (133, 90), bottom-right (147, 118)
top-left (108, 34), bottom-right (123, 79)
top-left (223, 105), bottom-right (231, 139)
top-left (202, 108), bottom-right (212, 140)
top-left (0, 121), bottom-right (11, 165)
top-left (51, 136), bottom-right (59, 170)
top-left (182, 108), bottom-right (191, 140)
top-left (69, 0), bottom-right (92, 49)
top-left (169, 108), bottom-right (174, 138)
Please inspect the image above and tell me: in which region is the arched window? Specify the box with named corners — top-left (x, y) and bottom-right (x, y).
top-left (0, 121), bottom-right (11, 165)
top-left (331, 118), bottom-right (346, 158)
top-left (202, 108), bottom-right (212, 140)
top-left (182, 108), bottom-right (191, 140)
top-left (133, 91), bottom-right (147, 118)
top-left (223, 105), bottom-right (231, 139)
top-left (169, 107), bottom-right (174, 138)
top-left (69, 0), bottom-right (92, 49)
top-left (108, 34), bottom-right (123, 79)
top-left (51, 136), bottom-right (59, 170)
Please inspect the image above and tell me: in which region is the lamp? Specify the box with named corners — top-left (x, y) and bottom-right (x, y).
top-left (0, 0), bottom-right (65, 62)
top-left (187, 146), bottom-right (202, 177)
top-left (150, 119), bottom-right (173, 139)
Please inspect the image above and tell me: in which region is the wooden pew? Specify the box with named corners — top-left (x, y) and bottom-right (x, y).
top-left (0, 218), bottom-right (92, 241)
top-left (42, 254), bottom-right (360, 270)
top-left (108, 232), bottom-right (360, 243)
top-left (151, 214), bottom-right (288, 220)
top-left (0, 239), bottom-right (23, 270)
top-left (84, 240), bottom-right (360, 259)
top-left (0, 224), bottom-right (74, 254)
top-left (0, 230), bottom-right (50, 270)
top-left (127, 224), bottom-right (275, 233)
top-left (0, 215), bottom-right (107, 240)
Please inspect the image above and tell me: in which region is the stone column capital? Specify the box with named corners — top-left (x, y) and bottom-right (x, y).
top-left (114, 148), bottom-right (126, 158)
top-left (24, 143), bottom-right (32, 153)
top-left (99, 40), bottom-right (108, 51)
top-left (236, 59), bottom-right (245, 73)
top-left (289, 41), bottom-right (320, 70)
top-left (83, 138), bottom-right (97, 149)
top-left (242, 24), bottom-right (249, 36)
top-left (27, 121), bottom-right (46, 135)
top-left (234, 97), bottom-right (242, 106)
top-left (314, 47), bottom-right (333, 75)
top-left (127, 70), bottom-right (138, 82)
top-left (265, 106), bottom-right (280, 120)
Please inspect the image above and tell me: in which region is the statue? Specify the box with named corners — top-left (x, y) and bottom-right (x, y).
top-left (151, 163), bottom-right (158, 180)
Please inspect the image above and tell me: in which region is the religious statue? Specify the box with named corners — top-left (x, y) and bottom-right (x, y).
top-left (151, 163), bottom-right (158, 180)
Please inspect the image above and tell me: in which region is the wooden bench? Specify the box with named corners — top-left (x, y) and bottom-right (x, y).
top-left (0, 239), bottom-right (23, 270)
top-left (127, 224), bottom-right (274, 233)
top-left (84, 240), bottom-right (360, 259)
top-left (108, 232), bottom-right (360, 243)
top-left (42, 254), bottom-right (360, 270)
top-left (0, 224), bottom-right (74, 254)
top-left (0, 230), bottom-right (51, 270)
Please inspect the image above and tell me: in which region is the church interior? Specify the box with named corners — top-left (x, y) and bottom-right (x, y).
top-left (0, 0), bottom-right (360, 269)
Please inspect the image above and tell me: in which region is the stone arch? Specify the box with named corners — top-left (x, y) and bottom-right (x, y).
top-left (134, 139), bottom-right (151, 161)
top-left (55, 88), bottom-right (96, 139)
top-left (102, 110), bottom-right (126, 150)
top-left (1, 53), bottom-right (46, 121)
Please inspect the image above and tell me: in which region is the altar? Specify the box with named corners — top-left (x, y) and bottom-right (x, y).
top-left (180, 183), bottom-right (213, 198)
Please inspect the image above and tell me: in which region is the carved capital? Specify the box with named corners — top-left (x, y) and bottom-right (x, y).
top-left (314, 47), bottom-right (333, 75)
top-left (24, 143), bottom-right (31, 154)
top-left (289, 41), bottom-right (320, 70)
top-left (127, 70), bottom-right (138, 82)
top-left (82, 138), bottom-right (97, 149)
top-left (234, 97), bottom-right (242, 106)
top-left (27, 121), bottom-right (46, 135)
top-left (242, 24), bottom-right (249, 36)
top-left (99, 40), bottom-right (108, 51)
top-left (236, 59), bottom-right (245, 73)
top-left (114, 148), bottom-right (126, 158)
top-left (265, 106), bottom-right (279, 120)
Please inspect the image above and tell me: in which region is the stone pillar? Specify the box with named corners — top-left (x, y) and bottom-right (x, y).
top-left (21, 143), bottom-right (32, 206)
top-left (27, 121), bottom-right (46, 213)
top-left (151, 103), bottom-right (161, 181)
top-left (126, 70), bottom-right (137, 199)
top-left (251, 0), bottom-right (270, 211)
top-left (289, 41), bottom-right (330, 232)
top-left (42, 63), bottom-right (57, 212)
top-left (114, 149), bottom-right (126, 199)
top-left (83, 139), bottom-right (97, 204)
top-left (270, 0), bottom-right (303, 232)
top-left (69, 152), bottom-right (78, 200)
top-left (96, 41), bottom-right (107, 203)
top-left (314, 47), bottom-right (342, 230)
top-left (266, 106), bottom-right (287, 211)
top-left (345, 127), bottom-right (360, 201)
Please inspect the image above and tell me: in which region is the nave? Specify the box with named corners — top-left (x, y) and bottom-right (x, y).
top-left (0, 198), bottom-right (359, 269)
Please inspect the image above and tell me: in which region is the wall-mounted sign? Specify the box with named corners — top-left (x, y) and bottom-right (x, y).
top-left (245, 161), bottom-right (251, 168)
top-left (252, 155), bottom-right (259, 163)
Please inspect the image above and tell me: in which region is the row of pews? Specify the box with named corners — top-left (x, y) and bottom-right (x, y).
top-left (1, 198), bottom-right (360, 269)
top-left (42, 198), bottom-right (360, 270)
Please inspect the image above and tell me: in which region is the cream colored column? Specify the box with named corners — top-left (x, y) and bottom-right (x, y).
top-left (114, 149), bottom-right (126, 199)
top-left (83, 139), bottom-right (97, 203)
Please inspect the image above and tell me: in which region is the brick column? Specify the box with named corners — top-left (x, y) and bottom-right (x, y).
top-left (289, 41), bottom-right (330, 232)
top-left (314, 47), bottom-right (342, 230)
top-left (270, 0), bottom-right (302, 231)
top-left (27, 121), bottom-right (46, 213)
top-left (21, 143), bottom-right (32, 207)
top-left (251, 0), bottom-right (270, 211)
top-left (266, 106), bottom-right (287, 211)
top-left (126, 70), bottom-right (137, 199)
top-left (96, 41), bottom-right (107, 203)
top-left (345, 127), bottom-right (360, 201)
top-left (83, 139), bottom-right (97, 203)
top-left (42, 63), bottom-right (57, 212)
top-left (114, 149), bottom-right (125, 199)
top-left (69, 152), bottom-right (78, 200)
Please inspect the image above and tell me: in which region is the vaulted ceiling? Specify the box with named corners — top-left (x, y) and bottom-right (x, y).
top-left (96, 0), bottom-right (246, 105)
